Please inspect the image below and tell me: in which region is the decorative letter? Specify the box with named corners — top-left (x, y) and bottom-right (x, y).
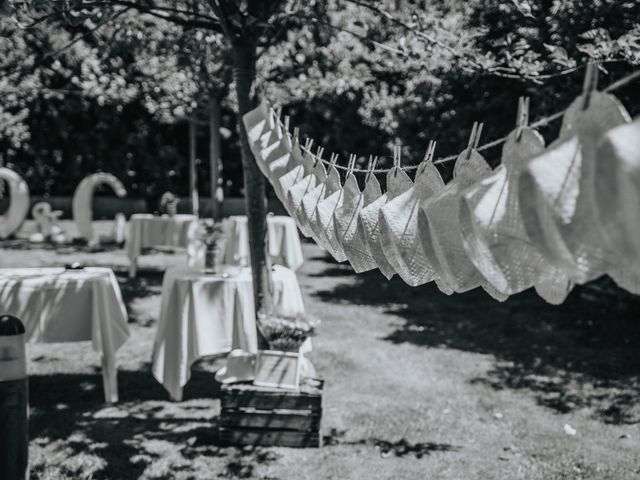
top-left (72, 173), bottom-right (126, 243)
top-left (0, 167), bottom-right (30, 239)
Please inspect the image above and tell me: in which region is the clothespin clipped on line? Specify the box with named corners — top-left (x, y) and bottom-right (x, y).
top-left (284, 115), bottom-right (290, 132)
top-left (329, 152), bottom-right (339, 168)
top-left (347, 154), bottom-right (357, 174)
top-left (304, 137), bottom-right (313, 151)
top-left (365, 155), bottom-right (378, 183)
top-left (516, 96), bottom-right (530, 141)
top-left (419, 140), bottom-right (437, 173)
top-left (293, 127), bottom-right (300, 142)
top-left (466, 122), bottom-right (484, 160)
top-left (393, 145), bottom-right (402, 176)
top-left (582, 62), bottom-right (599, 111)
top-left (313, 146), bottom-right (324, 166)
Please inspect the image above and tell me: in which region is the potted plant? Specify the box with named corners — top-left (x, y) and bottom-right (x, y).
top-left (159, 192), bottom-right (178, 216)
top-left (254, 312), bottom-right (320, 390)
top-left (199, 219), bottom-right (226, 273)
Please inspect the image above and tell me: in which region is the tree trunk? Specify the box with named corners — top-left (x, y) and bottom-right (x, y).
top-left (188, 117), bottom-right (199, 216)
top-left (208, 96), bottom-right (222, 220)
top-left (232, 43), bottom-right (271, 348)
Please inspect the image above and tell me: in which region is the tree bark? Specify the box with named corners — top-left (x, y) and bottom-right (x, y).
top-left (232, 42), bottom-right (271, 348)
top-left (208, 95), bottom-right (222, 220)
top-left (188, 117), bottom-right (199, 216)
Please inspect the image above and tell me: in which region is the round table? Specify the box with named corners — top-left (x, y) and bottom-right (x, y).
top-left (151, 265), bottom-right (305, 401)
top-left (0, 267), bottom-right (130, 403)
top-left (126, 214), bottom-right (200, 278)
top-left (223, 215), bottom-right (304, 271)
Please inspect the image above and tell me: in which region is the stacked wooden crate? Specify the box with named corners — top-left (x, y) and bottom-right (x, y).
top-left (219, 380), bottom-right (323, 448)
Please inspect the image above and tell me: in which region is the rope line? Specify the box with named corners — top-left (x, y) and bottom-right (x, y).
top-left (297, 67), bottom-right (640, 173)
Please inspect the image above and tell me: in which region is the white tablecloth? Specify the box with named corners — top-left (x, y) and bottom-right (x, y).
top-left (151, 265), bottom-right (305, 401)
top-left (126, 214), bottom-right (199, 277)
top-left (0, 267), bottom-right (130, 403)
top-left (223, 215), bottom-right (304, 271)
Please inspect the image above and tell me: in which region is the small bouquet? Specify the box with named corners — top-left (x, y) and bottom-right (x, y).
top-left (257, 311), bottom-right (320, 352)
top-left (159, 192), bottom-right (178, 216)
top-left (198, 219), bottom-right (226, 271)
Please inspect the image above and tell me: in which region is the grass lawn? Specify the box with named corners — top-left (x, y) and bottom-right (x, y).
top-left (2, 221), bottom-right (640, 479)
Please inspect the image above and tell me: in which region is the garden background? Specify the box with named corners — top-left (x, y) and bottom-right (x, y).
top-left (2, 0), bottom-right (639, 205)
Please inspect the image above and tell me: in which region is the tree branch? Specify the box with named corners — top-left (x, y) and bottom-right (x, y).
top-left (107, 0), bottom-right (223, 32)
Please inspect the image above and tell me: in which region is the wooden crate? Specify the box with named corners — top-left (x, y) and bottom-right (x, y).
top-left (219, 380), bottom-right (323, 448)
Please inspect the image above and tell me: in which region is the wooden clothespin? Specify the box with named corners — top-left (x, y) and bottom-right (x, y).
top-left (329, 152), bottom-right (339, 168)
top-left (313, 146), bottom-right (324, 166)
top-left (347, 154), bottom-right (357, 174)
top-left (466, 122), bottom-right (484, 159)
top-left (582, 62), bottom-right (599, 110)
top-left (275, 105), bottom-right (283, 121)
top-left (284, 115), bottom-right (290, 132)
top-left (365, 155), bottom-right (378, 183)
top-left (293, 127), bottom-right (300, 142)
top-left (393, 145), bottom-right (402, 176)
top-left (304, 138), bottom-right (313, 151)
top-left (417, 140), bottom-right (437, 174)
top-left (516, 97), bottom-right (530, 141)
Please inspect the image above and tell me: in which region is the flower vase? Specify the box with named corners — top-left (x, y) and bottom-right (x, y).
top-left (205, 244), bottom-right (222, 273)
top-left (166, 200), bottom-right (177, 217)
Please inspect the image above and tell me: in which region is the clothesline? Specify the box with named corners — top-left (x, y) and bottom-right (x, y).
top-left (298, 67), bottom-right (640, 173)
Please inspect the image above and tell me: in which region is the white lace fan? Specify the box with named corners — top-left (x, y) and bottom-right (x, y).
top-left (279, 138), bottom-right (314, 207)
top-left (243, 100), bottom-right (272, 160)
top-left (378, 141), bottom-right (445, 286)
top-left (518, 67), bottom-right (631, 285)
top-left (254, 109), bottom-right (287, 179)
top-left (302, 153), bottom-right (341, 244)
top-left (458, 99), bottom-right (573, 303)
top-left (315, 155), bottom-right (359, 262)
top-left (358, 147), bottom-right (413, 279)
top-left (269, 127), bottom-right (302, 205)
top-left (285, 145), bottom-right (325, 237)
top-left (421, 123), bottom-right (508, 300)
top-left (593, 118), bottom-right (640, 293)
top-left (335, 157), bottom-right (383, 272)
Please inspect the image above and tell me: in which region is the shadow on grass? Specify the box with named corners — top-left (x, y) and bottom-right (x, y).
top-left (114, 270), bottom-right (165, 325)
top-left (28, 368), bottom-right (280, 479)
top-left (306, 264), bottom-right (355, 278)
top-left (323, 428), bottom-right (460, 459)
top-left (313, 268), bottom-right (640, 424)
top-left (28, 368), bottom-right (458, 478)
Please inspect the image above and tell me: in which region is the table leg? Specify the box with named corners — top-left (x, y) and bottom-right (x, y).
top-left (101, 354), bottom-right (119, 403)
top-left (128, 258), bottom-right (137, 279)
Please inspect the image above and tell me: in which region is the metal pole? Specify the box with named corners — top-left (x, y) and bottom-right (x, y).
top-left (189, 117), bottom-right (200, 217)
top-left (0, 314), bottom-right (28, 480)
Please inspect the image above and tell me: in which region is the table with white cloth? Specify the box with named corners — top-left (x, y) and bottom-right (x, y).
top-left (223, 215), bottom-right (304, 271)
top-left (0, 267), bottom-right (130, 403)
top-left (126, 214), bottom-right (200, 278)
top-left (151, 265), bottom-right (305, 401)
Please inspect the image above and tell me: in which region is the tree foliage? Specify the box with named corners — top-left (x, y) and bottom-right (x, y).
top-left (2, 0), bottom-right (639, 194)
